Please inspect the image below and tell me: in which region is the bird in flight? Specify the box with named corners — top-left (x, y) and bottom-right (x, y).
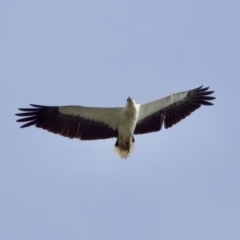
top-left (16, 86), bottom-right (215, 159)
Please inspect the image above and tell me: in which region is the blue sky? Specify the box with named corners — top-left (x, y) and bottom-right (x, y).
top-left (1, 1), bottom-right (240, 239)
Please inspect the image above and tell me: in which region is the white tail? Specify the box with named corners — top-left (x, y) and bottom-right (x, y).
top-left (114, 142), bottom-right (135, 159)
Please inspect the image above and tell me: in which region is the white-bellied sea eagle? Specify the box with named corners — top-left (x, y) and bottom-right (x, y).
top-left (16, 86), bottom-right (215, 159)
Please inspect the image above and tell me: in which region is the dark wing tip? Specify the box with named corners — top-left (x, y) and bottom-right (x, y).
top-left (15, 104), bottom-right (58, 128)
top-left (164, 85), bottom-right (215, 129)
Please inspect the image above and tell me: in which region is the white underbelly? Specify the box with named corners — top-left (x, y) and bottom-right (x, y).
top-left (114, 102), bottom-right (139, 159)
top-left (117, 109), bottom-right (138, 138)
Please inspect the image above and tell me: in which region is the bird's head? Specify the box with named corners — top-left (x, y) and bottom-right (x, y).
top-left (127, 96), bottom-right (135, 105)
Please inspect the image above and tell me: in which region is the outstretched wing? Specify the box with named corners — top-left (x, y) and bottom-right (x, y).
top-left (134, 86), bottom-right (215, 134)
top-left (16, 104), bottom-right (121, 140)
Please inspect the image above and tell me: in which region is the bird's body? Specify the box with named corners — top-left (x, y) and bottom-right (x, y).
top-left (16, 86), bottom-right (215, 159)
top-left (114, 97), bottom-right (138, 158)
